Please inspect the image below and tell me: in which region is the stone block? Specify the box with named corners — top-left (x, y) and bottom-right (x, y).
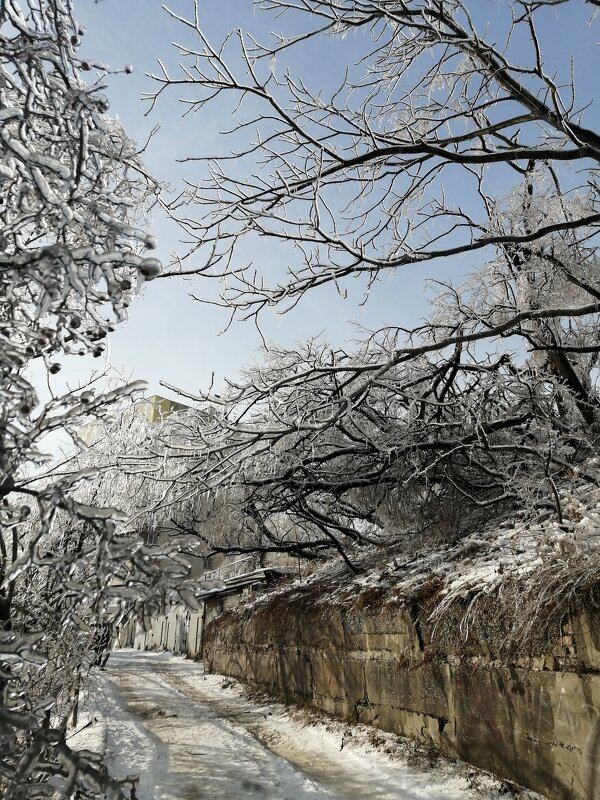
top-left (573, 612), bottom-right (600, 671)
top-left (311, 650), bottom-right (366, 710)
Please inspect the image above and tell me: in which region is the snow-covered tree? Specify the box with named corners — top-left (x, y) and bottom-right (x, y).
top-left (0, 2), bottom-right (162, 797)
top-left (155, 0), bottom-right (600, 306)
top-left (139, 1), bottom-right (600, 564)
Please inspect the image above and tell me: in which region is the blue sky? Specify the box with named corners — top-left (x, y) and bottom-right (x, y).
top-left (40, 0), bottom-right (599, 406)
top-left (46, 0), bottom-right (434, 403)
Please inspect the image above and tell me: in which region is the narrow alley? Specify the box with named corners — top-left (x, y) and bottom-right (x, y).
top-left (69, 651), bottom-right (536, 800)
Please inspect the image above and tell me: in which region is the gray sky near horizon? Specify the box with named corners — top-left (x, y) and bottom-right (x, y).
top-left (35, 0), bottom-right (600, 410)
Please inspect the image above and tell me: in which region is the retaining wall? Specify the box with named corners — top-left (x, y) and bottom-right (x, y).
top-left (202, 588), bottom-right (600, 800)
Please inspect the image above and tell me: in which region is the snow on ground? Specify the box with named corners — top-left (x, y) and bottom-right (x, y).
top-left (68, 650), bottom-right (541, 800)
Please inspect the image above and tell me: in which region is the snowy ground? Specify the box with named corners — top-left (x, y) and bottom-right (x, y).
top-left (68, 650), bottom-right (541, 800)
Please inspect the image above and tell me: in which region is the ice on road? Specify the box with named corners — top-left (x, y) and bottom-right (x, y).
top-left (69, 650), bottom-right (535, 800)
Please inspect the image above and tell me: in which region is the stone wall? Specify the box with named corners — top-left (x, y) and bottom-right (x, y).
top-left (202, 587), bottom-right (600, 800)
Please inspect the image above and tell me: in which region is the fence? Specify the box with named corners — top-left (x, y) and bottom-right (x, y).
top-left (117, 604), bottom-right (203, 659)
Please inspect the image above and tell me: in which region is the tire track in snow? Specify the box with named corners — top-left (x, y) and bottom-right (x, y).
top-left (76, 651), bottom-right (527, 800)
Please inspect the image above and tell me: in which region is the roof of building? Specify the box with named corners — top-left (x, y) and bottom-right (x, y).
top-left (200, 567), bottom-right (295, 600)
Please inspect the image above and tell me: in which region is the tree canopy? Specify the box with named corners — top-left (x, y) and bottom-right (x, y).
top-left (138, 0), bottom-right (600, 564)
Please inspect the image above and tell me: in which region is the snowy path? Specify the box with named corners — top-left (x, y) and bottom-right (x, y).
top-left (69, 650), bottom-right (536, 800)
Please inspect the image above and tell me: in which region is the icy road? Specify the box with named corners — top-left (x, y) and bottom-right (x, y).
top-left (69, 650), bottom-right (536, 800)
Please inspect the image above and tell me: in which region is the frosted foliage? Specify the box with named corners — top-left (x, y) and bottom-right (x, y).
top-left (140, 0), bottom-right (600, 569)
top-left (0, 3), bottom-right (160, 799)
top-left (60, 402), bottom-right (314, 569)
top-left (19, 407), bottom-right (208, 637)
top-left (71, 409), bottom-right (207, 527)
top-left (155, 0), bottom-right (600, 313)
top-left (64, 407), bottom-right (240, 554)
top-left (491, 175), bottom-right (597, 310)
top-left (0, 0), bottom-right (160, 481)
top-left (97, 264), bottom-right (600, 571)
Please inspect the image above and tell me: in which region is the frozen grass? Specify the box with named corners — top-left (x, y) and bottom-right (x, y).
top-left (230, 482), bottom-right (600, 657)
